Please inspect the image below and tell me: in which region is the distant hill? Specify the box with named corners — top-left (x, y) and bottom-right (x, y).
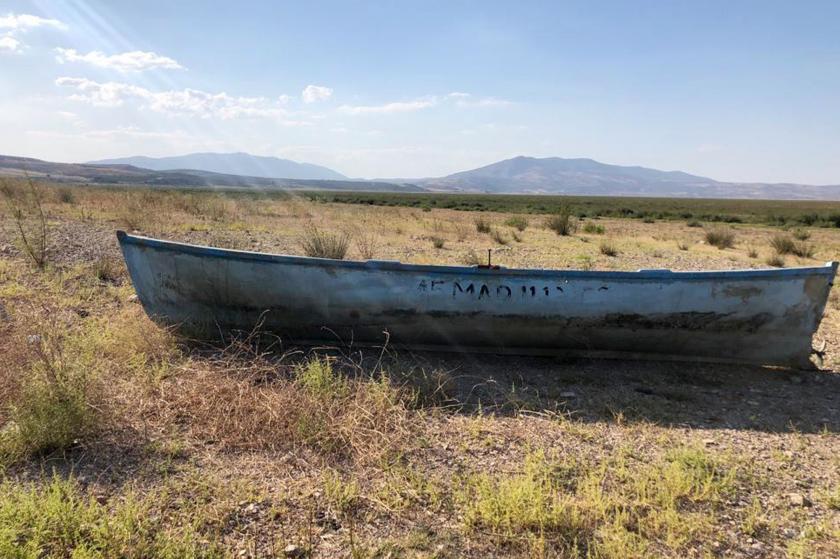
top-left (89, 152), bottom-right (347, 181)
top-left (420, 156), bottom-right (840, 200)
top-left (0, 154), bottom-right (424, 193)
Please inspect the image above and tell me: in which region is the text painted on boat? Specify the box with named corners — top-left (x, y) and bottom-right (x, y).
top-left (417, 279), bottom-right (609, 299)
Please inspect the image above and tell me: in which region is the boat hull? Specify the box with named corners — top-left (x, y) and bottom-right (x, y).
top-left (117, 231), bottom-right (837, 368)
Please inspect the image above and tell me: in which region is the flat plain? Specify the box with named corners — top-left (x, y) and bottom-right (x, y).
top-left (1, 182), bottom-right (839, 558)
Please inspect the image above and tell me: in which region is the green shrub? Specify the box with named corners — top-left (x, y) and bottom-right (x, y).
top-left (430, 236), bottom-right (445, 249)
top-left (55, 188), bottom-right (76, 204)
top-left (0, 476), bottom-right (220, 557)
top-left (296, 357), bottom-right (348, 399)
top-left (461, 451), bottom-right (588, 541)
top-left (582, 222), bottom-right (605, 234)
top-left (2, 331), bottom-right (97, 460)
top-left (545, 205), bottom-right (576, 236)
top-left (503, 216), bottom-right (528, 231)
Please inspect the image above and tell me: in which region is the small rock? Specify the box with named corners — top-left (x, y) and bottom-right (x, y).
top-left (702, 438), bottom-right (716, 446)
top-left (560, 391), bottom-right (577, 398)
top-left (27, 334), bottom-right (41, 345)
top-left (284, 544), bottom-right (305, 558)
top-left (787, 493), bottom-right (811, 507)
top-left (128, 294), bottom-right (139, 303)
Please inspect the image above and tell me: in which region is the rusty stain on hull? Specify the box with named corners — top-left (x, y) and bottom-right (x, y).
top-left (117, 231), bottom-right (838, 369)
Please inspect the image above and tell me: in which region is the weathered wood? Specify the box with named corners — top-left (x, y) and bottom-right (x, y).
top-left (117, 231), bottom-right (837, 368)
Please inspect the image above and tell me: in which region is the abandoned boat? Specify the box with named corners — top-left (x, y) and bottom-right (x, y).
top-left (117, 231), bottom-right (837, 368)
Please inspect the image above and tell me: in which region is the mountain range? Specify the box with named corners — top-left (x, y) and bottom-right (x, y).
top-left (90, 152), bottom-right (346, 181)
top-left (1, 152), bottom-right (838, 200)
top-left (0, 154), bottom-right (422, 193)
top-left (417, 156), bottom-right (840, 200)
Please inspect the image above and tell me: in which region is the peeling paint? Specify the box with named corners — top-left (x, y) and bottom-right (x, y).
top-left (118, 232), bottom-right (838, 368)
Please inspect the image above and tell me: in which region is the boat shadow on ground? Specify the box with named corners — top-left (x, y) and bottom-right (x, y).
top-left (386, 351), bottom-right (840, 434)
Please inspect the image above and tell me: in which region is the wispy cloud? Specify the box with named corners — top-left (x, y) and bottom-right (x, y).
top-left (0, 13), bottom-right (67, 31)
top-left (302, 84), bottom-right (332, 104)
top-left (55, 77), bottom-right (148, 107)
top-left (0, 12), bottom-right (66, 53)
top-left (338, 97), bottom-right (437, 115)
top-left (0, 35), bottom-right (20, 53)
top-left (55, 77), bottom-right (304, 123)
top-left (337, 93), bottom-right (512, 115)
top-left (55, 48), bottom-right (183, 72)
top-left (447, 91), bottom-right (513, 107)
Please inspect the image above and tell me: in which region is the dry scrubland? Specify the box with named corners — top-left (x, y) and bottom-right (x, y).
top-left (1, 180), bottom-right (839, 558)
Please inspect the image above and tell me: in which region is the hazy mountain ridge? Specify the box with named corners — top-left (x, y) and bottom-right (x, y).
top-left (2, 153), bottom-right (839, 200)
top-left (89, 152), bottom-right (347, 181)
top-left (419, 156), bottom-right (840, 200)
top-left (0, 155), bottom-right (424, 193)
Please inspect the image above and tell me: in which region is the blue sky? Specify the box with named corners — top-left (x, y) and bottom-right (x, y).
top-left (1, 0), bottom-right (839, 182)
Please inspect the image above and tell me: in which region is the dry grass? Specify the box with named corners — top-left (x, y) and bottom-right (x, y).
top-left (583, 221), bottom-right (606, 234)
top-left (300, 224), bottom-right (351, 259)
top-left (504, 216), bottom-right (528, 231)
top-left (704, 228), bottom-right (736, 249)
top-left (162, 352), bottom-right (414, 465)
top-left (599, 240), bottom-right (619, 257)
top-left (474, 216), bottom-right (491, 234)
top-left (545, 205), bottom-right (576, 236)
top-left (770, 234), bottom-right (815, 258)
top-left (0, 177), bottom-right (49, 269)
top-left (354, 228), bottom-right (379, 260)
top-left (766, 254), bottom-right (785, 268)
top-left (490, 227), bottom-right (508, 245)
top-left (0, 181), bottom-right (838, 557)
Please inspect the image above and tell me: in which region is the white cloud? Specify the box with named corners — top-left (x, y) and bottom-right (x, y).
top-left (302, 84), bottom-right (333, 103)
top-left (55, 48), bottom-right (183, 72)
top-left (338, 97), bottom-right (437, 115)
top-left (464, 97), bottom-right (513, 108)
top-left (55, 77), bottom-right (148, 107)
top-left (55, 76), bottom-right (303, 123)
top-left (446, 91), bottom-right (512, 108)
top-left (0, 35), bottom-right (20, 53)
top-left (336, 93), bottom-right (511, 115)
top-left (0, 13), bottom-right (67, 31)
top-left (0, 13), bottom-right (66, 54)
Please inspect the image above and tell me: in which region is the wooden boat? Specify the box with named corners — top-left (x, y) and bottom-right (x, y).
top-left (117, 231), bottom-right (837, 368)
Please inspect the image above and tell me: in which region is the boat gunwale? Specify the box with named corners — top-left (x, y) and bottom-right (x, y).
top-left (117, 231), bottom-right (839, 281)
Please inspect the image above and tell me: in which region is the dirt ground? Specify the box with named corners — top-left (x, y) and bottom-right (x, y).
top-left (0, 185), bottom-right (838, 558)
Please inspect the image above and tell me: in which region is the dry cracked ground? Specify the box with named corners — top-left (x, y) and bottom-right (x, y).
top-left (0, 183), bottom-right (838, 558)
